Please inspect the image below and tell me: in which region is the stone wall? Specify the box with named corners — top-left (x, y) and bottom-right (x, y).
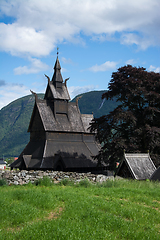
top-left (0, 170), bottom-right (114, 185)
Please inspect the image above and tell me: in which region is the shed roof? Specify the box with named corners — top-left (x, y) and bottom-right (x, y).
top-left (150, 166), bottom-right (160, 181)
top-left (116, 153), bottom-right (156, 180)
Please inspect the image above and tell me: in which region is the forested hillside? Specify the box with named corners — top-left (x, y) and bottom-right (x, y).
top-left (0, 91), bottom-right (118, 157)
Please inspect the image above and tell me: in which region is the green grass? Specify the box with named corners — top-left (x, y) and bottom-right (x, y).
top-left (0, 179), bottom-right (160, 239)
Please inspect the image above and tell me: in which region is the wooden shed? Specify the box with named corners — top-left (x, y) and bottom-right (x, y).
top-left (10, 56), bottom-right (101, 172)
top-left (115, 152), bottom-right (156, 180)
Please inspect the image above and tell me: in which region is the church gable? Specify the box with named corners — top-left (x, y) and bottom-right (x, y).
top-left (44, 84), bottom-right (53, 100)
top-left (28, 103), bottom-right (44, 133)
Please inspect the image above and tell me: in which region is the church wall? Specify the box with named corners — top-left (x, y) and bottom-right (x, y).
top-left (30, 131), bottom-right (46, 141)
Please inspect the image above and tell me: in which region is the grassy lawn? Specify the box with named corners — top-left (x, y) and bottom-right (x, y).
top-left (0, 178), bottom-right (160, 240)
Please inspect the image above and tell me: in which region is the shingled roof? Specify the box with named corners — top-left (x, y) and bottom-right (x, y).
top-left (28, 100), bottom-right (92, 133)
top-left (116, 153), bottom-right (156, 180)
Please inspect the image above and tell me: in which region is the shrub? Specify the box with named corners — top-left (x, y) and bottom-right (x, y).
top-left (58, 178), bottom-right (74, 186)
top-left (34, 176), bottom-right (53, 186)
top-left (0, 178), bottom-right (8, 186)
top-left (78, 179), bottom-right (91, 188)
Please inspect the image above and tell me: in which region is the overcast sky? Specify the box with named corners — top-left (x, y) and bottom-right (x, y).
top-left (0, 0), bottom-right (160, 109)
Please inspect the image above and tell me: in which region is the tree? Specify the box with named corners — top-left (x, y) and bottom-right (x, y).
top-left (90, 65), bottom-right (160, 170)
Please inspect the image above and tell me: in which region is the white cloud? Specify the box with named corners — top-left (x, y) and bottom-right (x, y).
top-left (61, 68), bottom-right (68, 73)
top-left (0, 80), bottom-right (47, 109)
top-left (61, 57), bottom-right (73, 64)
top-left (0, 83), bottom-right (30, 110)
top-left (148, 65), bottom-right (160, 73)
top-left (68, 85), bottom-right (99, 99)
top-left (88, 61), bottom-right (117, 72)
top-left (125, 59), bottom-right (136, 65)
top-left (14, 57), bottom-right (49, 75)
top-left (120, 33), bottom-right (154, 50)
top-left (0, 0), bottom-right (159, 57)
top-left (0, 23), bottom-right (54, 57)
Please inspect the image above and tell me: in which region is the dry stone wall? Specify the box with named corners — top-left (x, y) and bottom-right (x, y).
top-left (0, 170), bottom-right (114, 185)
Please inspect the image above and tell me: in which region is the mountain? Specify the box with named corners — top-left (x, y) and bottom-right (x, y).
top-left (0, 91), bottom-right (118, 157)
top-left (71, 90), bottom-right (118, 118)
top-left (0, 94), bottom-right (44, 158)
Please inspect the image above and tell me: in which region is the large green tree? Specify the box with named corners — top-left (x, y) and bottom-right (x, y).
top-left (90, 65), bottom-right (160, 169)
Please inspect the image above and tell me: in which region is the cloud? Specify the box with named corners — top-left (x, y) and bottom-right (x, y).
top-left (0, 83), bottom-right (30, 110)
top-left (148, 65), bottom-right (160, 73)
top-left (120, 33), bottom-right (154, 50)
top-left (61, 68), bottom-right (68, 73)
top-left (0, 23), bottom-right (54, 57)
top-left (88, 61), bottom-right (117, 72)
top-left (0, 0), bottom-right (159, 57)
top-left (0, 80), bottom-right (6, 86)
top-left (125, 59), bottom-right (136, 65)
top-left (61, 57), bottom-right (73, 64)
top-left (68, 85), bottom-right (99, 99)
top-left (14, 57), bottom-right (49, 75)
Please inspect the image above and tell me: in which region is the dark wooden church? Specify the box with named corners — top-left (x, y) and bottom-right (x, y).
top-left (10, 56), bottom-right (100, 171)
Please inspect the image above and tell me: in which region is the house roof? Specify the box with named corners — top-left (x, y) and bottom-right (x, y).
top-left (116, 153), bottom-right (156, 180)
top-left (0, 159), bottom-right (6, 164)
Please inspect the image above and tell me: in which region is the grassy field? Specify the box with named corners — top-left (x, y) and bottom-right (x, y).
top-left (0, 178), bottom-right (160, 240)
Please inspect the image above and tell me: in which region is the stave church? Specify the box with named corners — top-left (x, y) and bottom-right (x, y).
top-left (10, 54), bottom-right (102, 172)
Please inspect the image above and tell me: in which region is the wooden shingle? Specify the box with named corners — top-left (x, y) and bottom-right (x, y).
top-left (116, 153), bottom-right (156, 180)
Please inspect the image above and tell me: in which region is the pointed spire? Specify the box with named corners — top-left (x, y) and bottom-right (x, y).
top-left (51, 48), bottom-right (63, 88)
top-left (54, 56), bottom-right (61, 71)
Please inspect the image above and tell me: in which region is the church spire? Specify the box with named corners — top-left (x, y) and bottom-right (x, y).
top-left (51, 48), bottom-right (63, 88)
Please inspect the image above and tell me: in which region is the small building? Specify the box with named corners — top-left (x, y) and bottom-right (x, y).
top-left (115, 152), bottom-right (156, 180)
top-left (10, 56), bottom-right (101, 172)
top-left (0, 158), bottom-right (6, 170)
